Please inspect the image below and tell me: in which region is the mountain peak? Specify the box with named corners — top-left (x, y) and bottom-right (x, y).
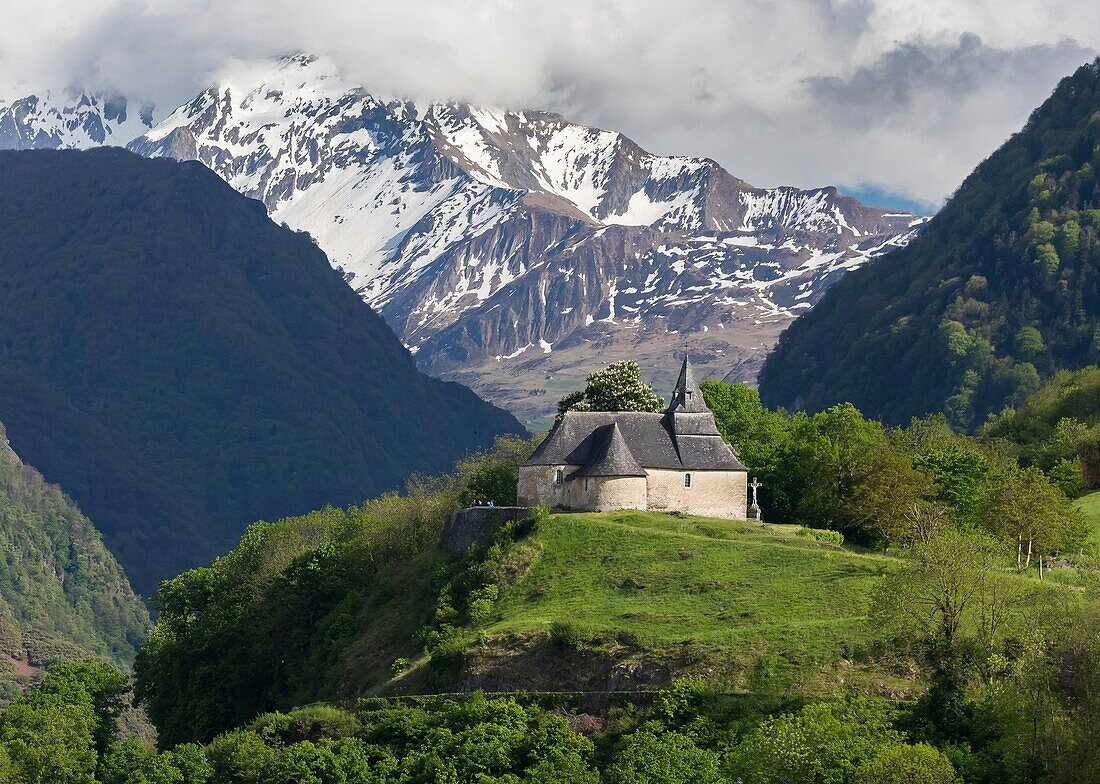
top-left (4, 55), bottom-right (921, 425)
top-left (0, 89), bottom-right (155, 150)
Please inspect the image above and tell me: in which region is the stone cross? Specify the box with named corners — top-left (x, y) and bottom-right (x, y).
top-left (748, 476), bottom-right (762, 508)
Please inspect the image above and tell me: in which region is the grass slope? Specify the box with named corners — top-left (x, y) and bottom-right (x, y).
top-left (465, 512), bottom-right (905, 695)
top-left (1072, 490), bottom-right (1100, 556)
top-left (142, 505), bottom-right (1073, 743)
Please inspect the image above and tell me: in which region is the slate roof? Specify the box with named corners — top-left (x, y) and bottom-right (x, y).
top-left (570, 423), bottom-right (647, 478)
top-left (524, 411), bottom-right (746, 472)
top-left (524, 355), bottom-right (747, 474)
top-left (667, 356), bottom-right (708, 413)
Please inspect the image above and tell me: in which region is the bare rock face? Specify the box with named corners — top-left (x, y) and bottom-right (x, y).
top-left (0, 92), bottom-right (154, 150)
top-left (6, 54), bottom-right (925, 425)
top-left (459, 633), bottom-right (672, 694)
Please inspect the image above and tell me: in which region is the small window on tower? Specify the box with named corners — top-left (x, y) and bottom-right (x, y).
top-left (555, 469), bottom-right (564, 486)
top-left (684, 473), bottom-right (692, 488)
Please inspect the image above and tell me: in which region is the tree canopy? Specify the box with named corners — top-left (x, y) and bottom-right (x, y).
top-left (557, 361), bottom-right (664, 419)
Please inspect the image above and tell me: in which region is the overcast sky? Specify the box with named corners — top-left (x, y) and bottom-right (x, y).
top-left (3, 0), bottom-right (1098, 213)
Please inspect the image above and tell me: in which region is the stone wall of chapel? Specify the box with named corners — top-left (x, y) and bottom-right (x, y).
top-left (521, 465), bottom-right (746, 518)
top-left (518, 465), bottom-right (568, 507)
top-left (518, 466), bottom-right (648, 511)
top-left (645, 469), bottom-right (746, 519)
top-left (580, 475), bottom-right (648, 511)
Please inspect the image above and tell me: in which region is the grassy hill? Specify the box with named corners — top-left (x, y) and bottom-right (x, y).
top-left (1072, 490), bottom-right (1100, 556)
top-left (139, 502), bottom-right (919, 745)
top-left (138, 500), bottom-right (1069, 745)
top-left (460, 512), bottom-right (900, 695)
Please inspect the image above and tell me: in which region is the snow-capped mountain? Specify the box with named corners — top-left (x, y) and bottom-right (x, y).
top-left (4, 55), bottom-right (925, 425)
top-left (0, 91), bottom-right (154, 149)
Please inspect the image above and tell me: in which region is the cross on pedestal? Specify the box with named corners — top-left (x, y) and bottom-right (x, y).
top-left (747, 476), bottom-right (763, 522)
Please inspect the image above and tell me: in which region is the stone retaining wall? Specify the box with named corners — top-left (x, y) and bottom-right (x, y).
top-left (441, 506), bottom-right (534, 556)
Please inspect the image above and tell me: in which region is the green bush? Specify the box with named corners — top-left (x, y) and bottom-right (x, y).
top-left (797, 527), bottom-right (845, 545)
top-left (605, 728), bottom-right (720, 784)
top-left (725, 698), bottom-right (905, 784)
top-left (854, 743), bottom-right (960, 784)
top-left (251, 705), bottom-right (361, 744)
top-left (390, 657), bottom-right (410, 676)
top-left (426, 641), bottom-right (465, 689)
top-left (466, 585), bottom-right (499, 626)
top-left (549, 620), bottom-right (595, 649)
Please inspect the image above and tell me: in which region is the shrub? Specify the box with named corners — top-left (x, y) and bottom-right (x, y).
top-left (1048, 457), bottom-right (1085, 498)
top-left (854, 743), bottom-right (960, 784)
top-left (605, 728), bottom-right (720, 784)
top-left (797, 527), bottom-right (845, 545)
top-left (252, 705), bottom-right (362, 744)
top-left (549, 620), bottom-right (595, 649)
top-left (1078, 427), bottom-right (1100, 490)
top-left (391, 658), bottom-right (410, 676)
top-left (467, 585), bottom-right (499, 626)
top-left (725, 698), bottom-right (905, 784)
top-left (426, 641), bottom-right (465, 689)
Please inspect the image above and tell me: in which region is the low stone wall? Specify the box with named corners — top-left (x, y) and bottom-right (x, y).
top-left (441, 506), bottom-right (534, 556)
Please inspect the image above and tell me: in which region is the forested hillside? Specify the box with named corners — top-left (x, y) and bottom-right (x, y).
top-left (0, 424), bottom-right (148, 699)
top-left (0, 148), bottom-right (523, 594)
top-left (0, 376), bottom-right (1090, 782)
top-left (759, 59), bottom-right (1100, 428)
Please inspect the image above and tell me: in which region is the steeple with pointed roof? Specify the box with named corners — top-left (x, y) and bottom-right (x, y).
top-left (666, 355), bottom-right (708, 414)
top-left (519, 353), bottom-right (748, 517)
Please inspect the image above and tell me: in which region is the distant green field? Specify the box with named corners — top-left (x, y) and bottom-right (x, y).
top-left (481, 511), bottom-right (905, 695)
top-left (1073, 491), bottom-right (1100, 556)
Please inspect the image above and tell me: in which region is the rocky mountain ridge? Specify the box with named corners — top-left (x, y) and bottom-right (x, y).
top-left (0, 90), bottom-right (154, 149)
top-left (2, 55), bottom-right (925, 424)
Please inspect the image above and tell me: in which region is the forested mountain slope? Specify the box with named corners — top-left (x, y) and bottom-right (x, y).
top-left (0, 423), bottom-right (148, 698)
top-left (0, 148), bottom-right (522, 594)
top-left (759, 59), bottom-right (1100, 428)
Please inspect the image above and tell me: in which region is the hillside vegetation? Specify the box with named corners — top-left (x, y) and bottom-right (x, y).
top-left (0, 425), bottom-right (148, 699)
top-left (44, 368), bottom-right (1097, 783)
top-left (0, 148), bottom-right (522, 593)
top-left (129, 496), bottom-right (1095, 783)
top-left (136, 496), bottom-right (1064, 748)
top-left (1072, 490), bottom-right (1100, 555)
top-left (468, 512), bottom-right (898, 694)
top-left (982, 366), bottom-right (1100, 497)
top-left (760, 58), bottom-right (1100, 429)
top-left (6, 664), bottom-right (979, 784)
top-left (134, 376), bottom-right (1099, 748)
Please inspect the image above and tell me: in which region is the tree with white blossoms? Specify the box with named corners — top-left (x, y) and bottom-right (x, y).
top-left (556, 361), bottom-right (664, 420)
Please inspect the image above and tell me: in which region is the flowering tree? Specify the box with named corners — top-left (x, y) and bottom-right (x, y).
top-left (556, 361), bottom-right (664, 420)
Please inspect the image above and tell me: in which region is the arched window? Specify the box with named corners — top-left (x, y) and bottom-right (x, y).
top-left (684, 473), bottom-right (692, 488)
top-left (554, 468), bottom-right (564, 486)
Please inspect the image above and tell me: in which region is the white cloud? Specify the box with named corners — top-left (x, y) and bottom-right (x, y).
top-left (2, 0), bottom-right (1098, 210)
